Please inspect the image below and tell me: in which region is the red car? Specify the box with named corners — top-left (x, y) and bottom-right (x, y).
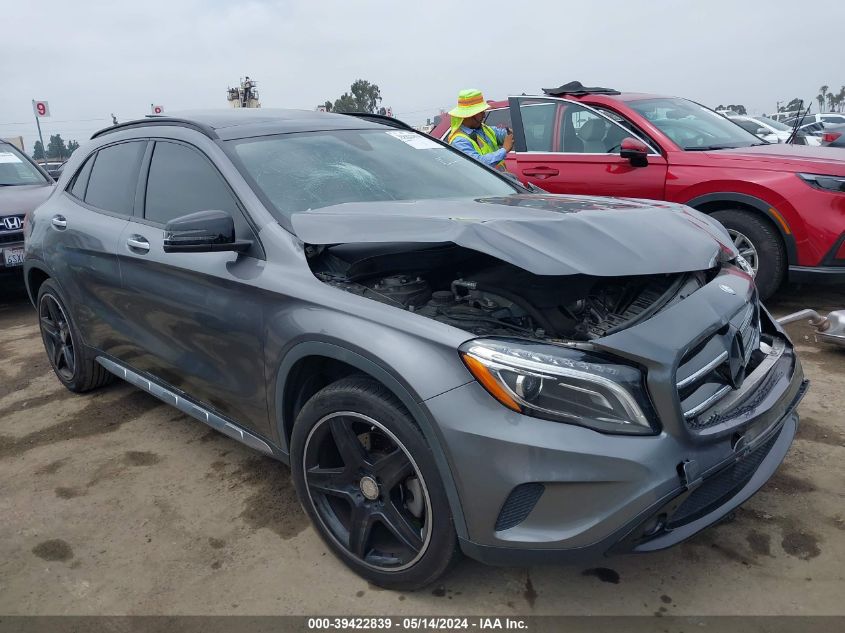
top-left (432, 87), bottom-right (845, 298)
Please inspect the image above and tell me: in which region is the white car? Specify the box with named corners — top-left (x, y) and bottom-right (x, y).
top-left (784, 112), bottom-right (845, 127)
top-left (728, 115), bottom-right (793, 143)
top-left (793, 122), bottom-right (825, 146)
top-left (729, 115), bottom-right (823, 146)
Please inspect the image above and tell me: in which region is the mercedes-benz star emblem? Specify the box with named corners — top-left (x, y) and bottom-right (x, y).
top-left (719, 284), bottom-right (736, 295)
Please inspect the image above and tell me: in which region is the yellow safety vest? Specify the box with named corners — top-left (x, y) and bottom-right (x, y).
top-left (449, 124), bottom-right (507, 171)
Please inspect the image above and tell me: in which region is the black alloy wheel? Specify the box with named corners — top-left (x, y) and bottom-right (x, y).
top-left (36, 278), bottom-right (113, 393)
top-left (39, 292), bottom-right (76, 382)
top-left (302, 411), bottom-right (432, 571)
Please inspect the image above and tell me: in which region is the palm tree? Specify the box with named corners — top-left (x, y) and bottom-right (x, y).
top-left (827, 92), bottom-right (836, 112)
top-left (839, 87), bottom-right (845, 113)
top-left (818, 85), bottom-right (829, 111)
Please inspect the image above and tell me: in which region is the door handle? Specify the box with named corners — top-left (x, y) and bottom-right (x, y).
top-left (521, 166), bottom-right (559, 179)
top-left (51, 215), bottom-right (67, 229)
top-left (126, 236), bottom-right (150, 253)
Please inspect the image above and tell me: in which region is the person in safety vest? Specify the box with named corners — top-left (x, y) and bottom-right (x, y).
top-left (448, 89), bottom-right (513, 170)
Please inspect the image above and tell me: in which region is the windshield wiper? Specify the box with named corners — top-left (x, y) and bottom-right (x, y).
top-left (684, 145), bottom-right (735, 151)
top-left (684, 144), bottom-right (757, 151)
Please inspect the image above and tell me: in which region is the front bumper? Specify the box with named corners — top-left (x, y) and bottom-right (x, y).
top-left (428, 371), bottom-right (804, 565)
top-left (425, 270), bottom-right (806, 565)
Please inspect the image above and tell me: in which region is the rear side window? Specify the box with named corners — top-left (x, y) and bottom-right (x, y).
top-left (144, 141), bottom-right (249, 234)
top-left (84, 142), bottom-right (146, 215)
top-left (68, 155), bottom-right (94, 199)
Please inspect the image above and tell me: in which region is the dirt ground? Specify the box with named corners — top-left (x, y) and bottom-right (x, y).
top-left (0, 279), bottom-right (843, 616)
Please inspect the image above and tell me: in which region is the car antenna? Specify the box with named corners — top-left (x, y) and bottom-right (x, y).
top-left (787, 98), bottom-right (812, 144)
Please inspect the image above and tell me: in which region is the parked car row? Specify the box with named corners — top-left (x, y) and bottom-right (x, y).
top-left (726, 114), bottom-right (822, 146)
top-left (432, 87), bottom-right (845, 299)
top-left (783, 112), bottom-right (845, 127)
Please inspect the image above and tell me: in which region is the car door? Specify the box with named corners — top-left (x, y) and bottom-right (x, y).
top-left (115, 139), bottom-right (270, 436)
top-left (43, 140), bottom-right (146, 355)
top-left (507, 96), bottom-right (668, 199)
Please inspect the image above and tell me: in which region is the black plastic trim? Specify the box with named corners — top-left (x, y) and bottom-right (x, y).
top-left (819, 231), bottom-right (845, 267)
top-left (686, 192), bottom-right (799, 265)
top-left (788, 265), bottom-right (845, 283)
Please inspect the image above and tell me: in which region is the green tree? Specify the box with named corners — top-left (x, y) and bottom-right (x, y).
top-left (327, 79), bottom-right (383, 113)
top-left (817, 85), bottom-right (828, 111)
top-left (827, 92), bottom-right (836, 111)
top-left (322, 100), bottom-right (333, 112)
top-left (780, 98), bottom-right (804, 114)
top-left (32, 140), bottom-right (45, 161)
top-left (838, 87), bottom-right (845, 113)
top-left (66, 140), bottom-right (80, 155)
top-left (716, 104), bottom-right (746, 114)
top-left (46, 134), bottom-right (68, 160)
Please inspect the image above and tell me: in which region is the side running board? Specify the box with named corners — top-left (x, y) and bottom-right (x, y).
top-left (96, 356), bottom-right (273, 456)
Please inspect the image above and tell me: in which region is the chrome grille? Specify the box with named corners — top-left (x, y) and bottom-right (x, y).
top-left (0, 232), bottom-right (23, 245)
top-left (676, 299), bottom-right (761, 426)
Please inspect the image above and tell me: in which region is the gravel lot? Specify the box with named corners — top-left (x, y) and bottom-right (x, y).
top-left (1, 279), bottom-right (843, 616)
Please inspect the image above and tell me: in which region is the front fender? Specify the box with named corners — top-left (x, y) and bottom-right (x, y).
top-left (271, 338), bottom-right (471, 540)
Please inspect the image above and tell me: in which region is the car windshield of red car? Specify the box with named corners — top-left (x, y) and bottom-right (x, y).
top-left (628, 98), bottom-right (764, 151)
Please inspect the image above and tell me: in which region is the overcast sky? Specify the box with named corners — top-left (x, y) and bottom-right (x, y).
top-left (2, 0), bottom-right (843, 154)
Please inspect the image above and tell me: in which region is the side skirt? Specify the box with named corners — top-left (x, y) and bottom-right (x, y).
top-left (96, 356), bottom-right (274, 456)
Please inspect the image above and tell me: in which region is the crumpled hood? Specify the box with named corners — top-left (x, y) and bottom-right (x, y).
top-left (0, 184), bottom-right (54, 216)
top-left (291, 194), bottom-right (736, 276)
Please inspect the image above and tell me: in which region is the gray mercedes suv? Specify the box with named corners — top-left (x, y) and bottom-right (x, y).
top-left (23, 110), bottom-right (806, 589)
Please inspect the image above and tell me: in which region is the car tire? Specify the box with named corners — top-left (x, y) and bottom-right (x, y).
top-left (710, 209), bottom-right (786, 300)
top-left (290, 374), bottom-right (460, 590)
top-left (37, 278), bottom-right (113, 393)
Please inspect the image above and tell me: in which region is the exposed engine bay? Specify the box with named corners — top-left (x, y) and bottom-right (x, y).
top-left (307, 242), bottom-right (713, 342)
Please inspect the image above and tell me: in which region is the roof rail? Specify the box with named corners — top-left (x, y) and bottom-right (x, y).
top-left (91, 117), bottom-right (219, 140)
top-left (340, 112), bottom-right (414, 131)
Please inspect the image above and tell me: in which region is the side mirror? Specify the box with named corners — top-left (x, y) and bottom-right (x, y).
top-left (163, 210), bottom-right (251, 254)
top-left (756, 128), bottom-right (770, 136)
top-left (619, 137), bottom-right (649, 167)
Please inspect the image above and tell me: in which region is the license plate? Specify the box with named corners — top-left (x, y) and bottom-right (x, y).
top-left (3, 247), bottom-right (24, 267)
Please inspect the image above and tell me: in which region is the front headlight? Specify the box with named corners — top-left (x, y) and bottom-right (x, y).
top-left (459, 338), bottom-right (656, 435)
top-left (797, 173), bottom-right (845, 193)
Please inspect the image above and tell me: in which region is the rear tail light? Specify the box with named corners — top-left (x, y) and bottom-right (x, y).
top-left (822, 132), bottom-right (842, 144)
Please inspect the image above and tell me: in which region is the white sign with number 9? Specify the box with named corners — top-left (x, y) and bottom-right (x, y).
top-left (32, 100), bottom-right (50, 117)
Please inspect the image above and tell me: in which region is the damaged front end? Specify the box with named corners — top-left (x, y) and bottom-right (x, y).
top-left (295, 195), bottom-right (739, 345)
top-left (307, 241), bottom-right (717, 343)
top-left (295, 194), bottom-right (807, 554)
